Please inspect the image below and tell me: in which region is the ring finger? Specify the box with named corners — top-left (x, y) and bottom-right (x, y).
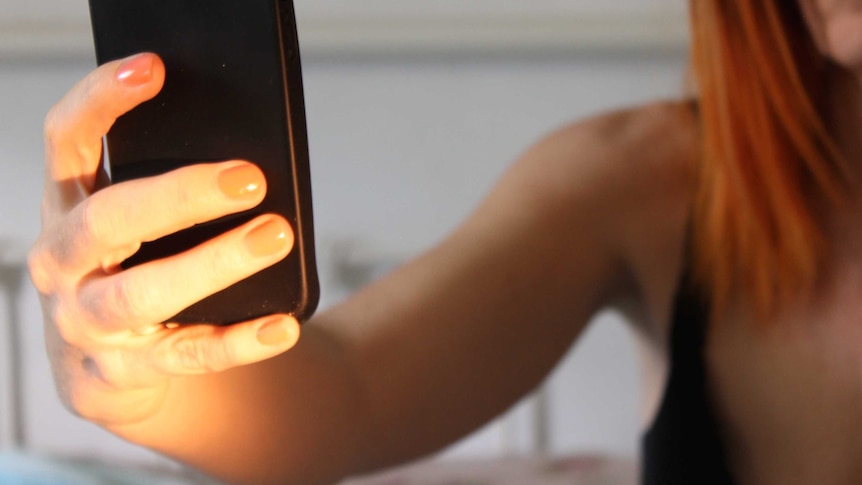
top-left (78, 214), bottom-right (294, 333)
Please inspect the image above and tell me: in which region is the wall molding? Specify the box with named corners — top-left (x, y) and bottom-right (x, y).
top-left (0, 12), bottom-right (689, 63)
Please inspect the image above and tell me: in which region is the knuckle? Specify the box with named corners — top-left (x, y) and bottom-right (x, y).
top-left (63, 381), bottom-right (109, 423)
top-left (212, 339), bottom-right (235, 372)
top-left (78, 196), bottom-right (116, 247)
top-left (171, 171), bottom-right (205, 216)
top-left (101, 276), bottom-right (151, 326)
top-left (63, 386), bottom-right (93, 419)
top-left (43, 107), bottom-right (65, 149)
top-left (166, 336), bottom-right (207, 372)
top-left (46, 350), bottom-right (92, 418)
top-left (203, 243), bottom-right (238, 278)
top-left (94, 354), bottom-right (128, 389)
top-left (164, 333), bottom-right (230, 374)
top-left (27, 245), bottom-right (53, 294)
top-left (63, 364), bottom-right (114, 422)
top-left (75, 72), bottom-right (102, 113)
top-left (52, 304), bottom-right (83, 345)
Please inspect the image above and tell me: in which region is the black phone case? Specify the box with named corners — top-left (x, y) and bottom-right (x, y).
top-left (89, 0), bottom-right (319, 324)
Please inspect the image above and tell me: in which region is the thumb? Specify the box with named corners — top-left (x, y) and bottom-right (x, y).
top-left (150, 316), bottom-right (301, 376)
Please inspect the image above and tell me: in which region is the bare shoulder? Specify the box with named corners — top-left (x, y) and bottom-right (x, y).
top-left (510, 100), bottom-right (698, 332)
top-left (522, 99), bottom-right (696, 201)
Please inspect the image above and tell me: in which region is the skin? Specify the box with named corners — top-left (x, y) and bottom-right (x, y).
top-left (800, 0), bottom-right (862, 70)
top-left (30, 52), bottom-right (694, 483)
top-left (28, 2), bottom-right (862, 484)
top-left (702, 2), bottom-right (862, 484)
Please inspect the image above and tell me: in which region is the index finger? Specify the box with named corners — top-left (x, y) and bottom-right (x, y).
top-left (43, 53), bottom-right (166, 215)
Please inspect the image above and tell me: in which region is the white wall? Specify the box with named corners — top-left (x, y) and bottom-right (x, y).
top-left (0, 0), bottom-right (690, 476)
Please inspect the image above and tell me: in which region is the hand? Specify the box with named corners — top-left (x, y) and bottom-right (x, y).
top-left (28, 53), bottom-right (300, 426)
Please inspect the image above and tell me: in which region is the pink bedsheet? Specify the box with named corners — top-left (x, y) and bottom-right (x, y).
top-left (345, 454), bottom-right (638, 485)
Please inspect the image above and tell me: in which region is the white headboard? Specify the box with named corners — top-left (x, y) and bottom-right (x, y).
top-left (0, 241), bottom-right (28, 450)
top-left (0, 0), bottom-right (688, 61)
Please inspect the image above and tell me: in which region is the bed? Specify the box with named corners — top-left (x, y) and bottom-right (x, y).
top-left (0, 450), bottom-right (636, 485)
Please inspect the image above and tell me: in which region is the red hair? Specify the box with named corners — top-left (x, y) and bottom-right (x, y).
top-left (689, 1), bottom-right (853, 322)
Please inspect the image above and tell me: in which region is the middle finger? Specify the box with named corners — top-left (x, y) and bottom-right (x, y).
top-left (47, 161), bottom-right (267, 275)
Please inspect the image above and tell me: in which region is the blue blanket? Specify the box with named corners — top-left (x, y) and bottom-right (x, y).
top-left (0, 451), bottom-right (198, 485)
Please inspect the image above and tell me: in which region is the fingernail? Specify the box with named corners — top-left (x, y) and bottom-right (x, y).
top-left (257, 318), bottom-right (289, 346)
top-left (218, 164), bottom-right (265, 200)
top-left (116, 54), bottom-right (154, 87)
top-left (245, 218), bottom-right (291, 258)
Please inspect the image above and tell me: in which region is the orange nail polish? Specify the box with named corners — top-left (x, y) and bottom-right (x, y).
top-left (218, 164), bottom-right (265, 200)
top-left (245, 218), bottom-right (292, 258)
top-left (257, 318), bottom-right (289, 346)
top-left (116, 54), bottom-right (154, 87)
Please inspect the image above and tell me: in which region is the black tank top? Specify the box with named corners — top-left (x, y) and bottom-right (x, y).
top-left (641, 262), bottom-right (736, 484)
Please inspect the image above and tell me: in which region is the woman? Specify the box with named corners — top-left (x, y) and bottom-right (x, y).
top-left (28, 1), bottom-right (862, 483)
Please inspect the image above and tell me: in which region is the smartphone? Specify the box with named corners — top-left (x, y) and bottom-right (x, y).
top-left (88, 0), bottom-right (319, 324)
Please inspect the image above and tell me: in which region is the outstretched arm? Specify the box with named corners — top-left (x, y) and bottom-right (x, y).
top-left (31, 53), bottom-right (654, 484)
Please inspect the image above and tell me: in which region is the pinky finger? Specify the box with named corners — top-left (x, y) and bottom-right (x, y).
top-left (151, 315), bottom-right (300, 376)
